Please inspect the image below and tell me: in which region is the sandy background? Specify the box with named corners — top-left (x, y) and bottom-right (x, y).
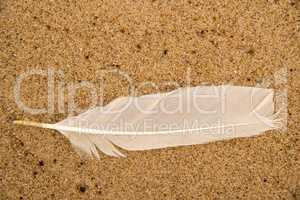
top-left (1, 0), bottom-right (300, 199)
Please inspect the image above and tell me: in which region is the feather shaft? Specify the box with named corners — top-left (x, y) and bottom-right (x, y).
top-left (13, 120), bottom-right (275, 135)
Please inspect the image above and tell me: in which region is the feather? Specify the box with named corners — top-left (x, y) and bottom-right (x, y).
top-left (14, 85), bottom-right (282, 158)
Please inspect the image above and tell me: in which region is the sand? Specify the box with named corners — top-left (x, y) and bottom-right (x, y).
top-left (0, 0), bottom-right (299, 199)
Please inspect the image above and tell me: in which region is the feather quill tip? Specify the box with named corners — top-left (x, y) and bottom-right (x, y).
top-left (13, 120), bottom-right (50, 129)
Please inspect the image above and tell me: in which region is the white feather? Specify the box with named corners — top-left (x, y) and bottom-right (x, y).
top-left (14, 85), bottom-right (282, 158)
